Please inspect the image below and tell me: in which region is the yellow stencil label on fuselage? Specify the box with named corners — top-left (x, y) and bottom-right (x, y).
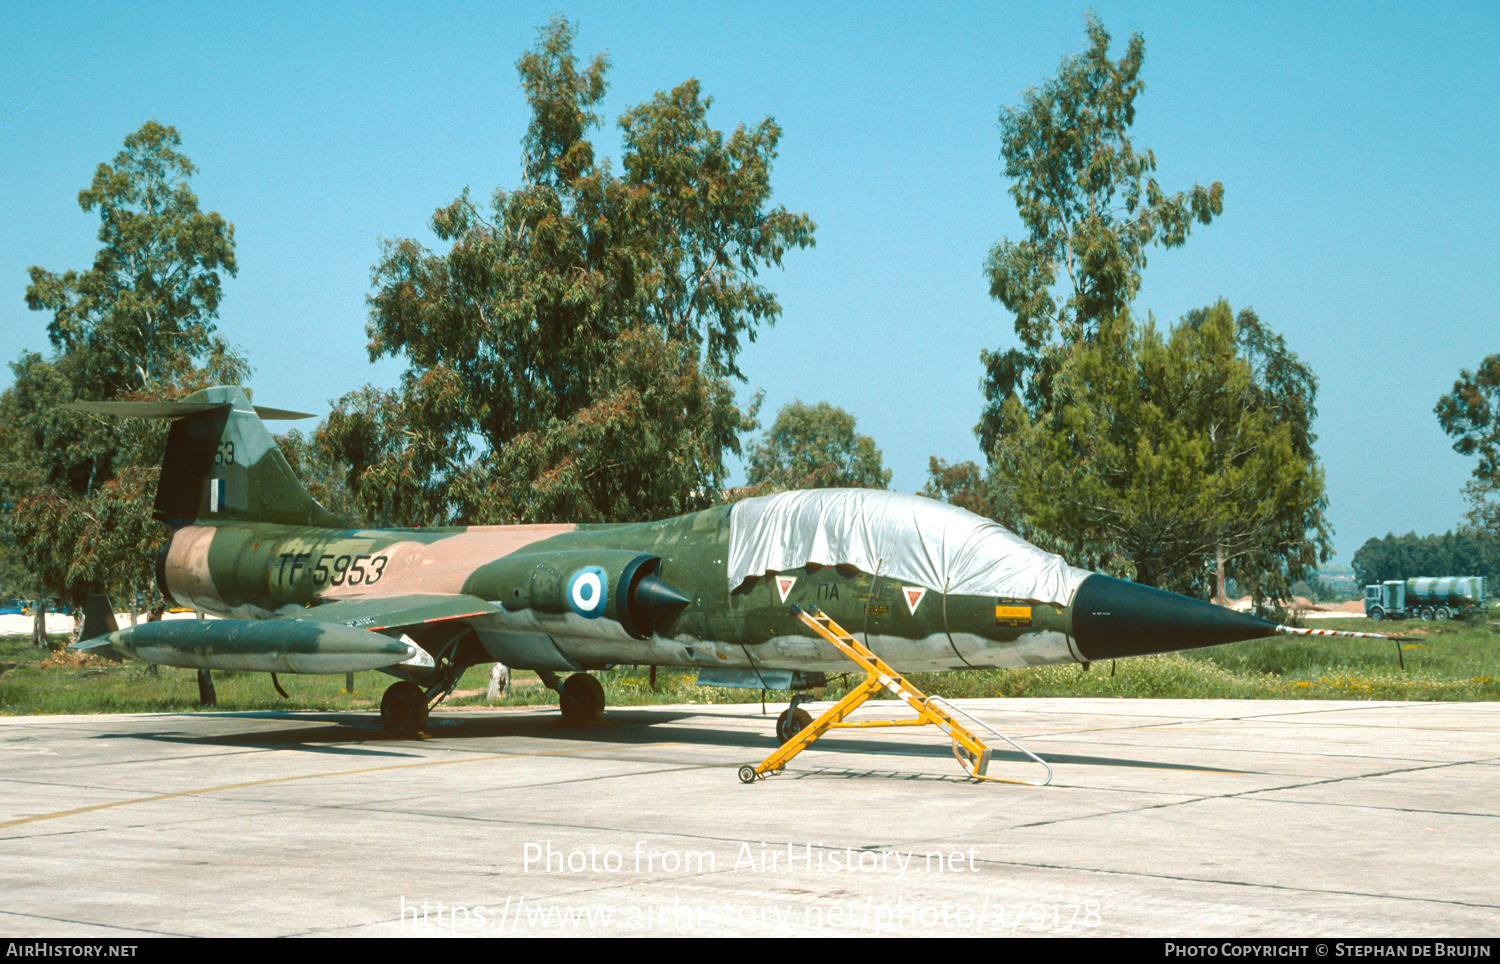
top-left (994, 603), bottom-right (1032, 627)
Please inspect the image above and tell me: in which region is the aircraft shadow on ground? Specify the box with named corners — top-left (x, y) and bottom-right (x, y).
top-left (96, 705), bottom-right (1250, 774)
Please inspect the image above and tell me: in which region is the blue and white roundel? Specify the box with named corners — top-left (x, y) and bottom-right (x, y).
top-left (566, 566), bottom-right (608, 619)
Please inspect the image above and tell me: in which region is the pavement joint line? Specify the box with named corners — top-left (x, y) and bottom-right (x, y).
top-left (2, 795), bottom-right (314, 837)
top-left (0, 743), bottom-right (688, 829)
top-left (1230, 757), bottom-right (1500, 810)
top-left (1230, 797), bottom-right (1500, 821)
top-left (1001, 755), bottom-right (1500, 834)
top-left (973, 856), bottom-right (1500, 912)
top-left (1033, 738), bottom-right (1498, 769)
top-left (1026, 701), bottom-right (1500, 728)
top-left (326, 765), bottom-right (726, 820)
top-left (0, 909), bottom-right (188, 937)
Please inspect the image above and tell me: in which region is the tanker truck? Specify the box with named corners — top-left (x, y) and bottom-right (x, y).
top-left (1363, 577), bottom-right (1487, 621)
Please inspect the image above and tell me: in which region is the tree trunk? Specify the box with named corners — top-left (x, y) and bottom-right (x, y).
top-left (31, 597), bottom-right (46, 648)
top-left (488, 662), bottom-right (510, 700)
top-left (1215, 546), bottom-right (1228, 607)
top-left (197, 669), bottom-right (216, 706)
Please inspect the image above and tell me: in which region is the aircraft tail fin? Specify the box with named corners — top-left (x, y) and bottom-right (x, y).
top-left (74, 594), bottom-right (124, 661)
top-left (65, 386), bottom-right (345, 529)
top-left (79, 594), bottom-right (119, 641)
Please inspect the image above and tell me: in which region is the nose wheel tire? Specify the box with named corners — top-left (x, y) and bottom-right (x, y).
top-left (776, 706), bottom-right (812, 744)
top-left (560, 673), bottom-right (606, 725)
top-left (381, 681), bottom-right (429, 737)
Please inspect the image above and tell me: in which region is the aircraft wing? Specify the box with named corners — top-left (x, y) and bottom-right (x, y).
top-left (281, 594), bottom-right (502, 633)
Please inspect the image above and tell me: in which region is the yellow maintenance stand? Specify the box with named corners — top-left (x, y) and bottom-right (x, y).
top-left (737, 607), bottom-right (1052, 786)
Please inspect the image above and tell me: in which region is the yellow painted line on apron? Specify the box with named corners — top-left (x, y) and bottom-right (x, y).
top-left (2, 743), bottom-right (681, 829)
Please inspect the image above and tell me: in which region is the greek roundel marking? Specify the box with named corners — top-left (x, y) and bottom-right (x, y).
top-left (567, 566), bottom-right (608, 618)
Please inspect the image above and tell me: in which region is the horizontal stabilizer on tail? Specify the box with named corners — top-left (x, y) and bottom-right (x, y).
top-left (62, 401), bottom-right (314, 420)
top-left (68, 386), bottom-right (343, 528)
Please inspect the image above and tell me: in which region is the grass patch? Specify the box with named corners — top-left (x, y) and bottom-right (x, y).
top-left (1, 616), bottom-right (1495, 718)
top-left (0, 635), bottom-right (389, 716)
top-left (905, 617), bottom-right (1500, 701)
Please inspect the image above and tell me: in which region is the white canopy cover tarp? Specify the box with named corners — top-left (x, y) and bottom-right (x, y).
top-left (727, 489), bottom-right (1090, 606)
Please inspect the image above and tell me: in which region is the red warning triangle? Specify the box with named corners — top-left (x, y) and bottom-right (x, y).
top-left (903, 586), bottom-right (927, 614)
top-left (776, 576), bottom-right (797, 603)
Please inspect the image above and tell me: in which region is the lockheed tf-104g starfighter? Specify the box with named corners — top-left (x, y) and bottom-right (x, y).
top-left (70, 386), bottom-right (1379, 739)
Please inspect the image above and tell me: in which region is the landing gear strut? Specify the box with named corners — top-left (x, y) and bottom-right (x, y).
top-left (776, 693), bottom-right (812, 744)
top-left (377, 628), bottom-right (480, 737)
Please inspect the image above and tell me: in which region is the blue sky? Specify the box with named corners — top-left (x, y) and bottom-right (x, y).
top-left (3, 1), bottom-right (1496, 565)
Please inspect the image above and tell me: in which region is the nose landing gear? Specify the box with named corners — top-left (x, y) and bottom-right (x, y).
top-left (775, 695), bottom-right (813, 744)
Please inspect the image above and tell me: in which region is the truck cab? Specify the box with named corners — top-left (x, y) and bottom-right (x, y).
top-left (1364, 581), bottom-right (1405, 620)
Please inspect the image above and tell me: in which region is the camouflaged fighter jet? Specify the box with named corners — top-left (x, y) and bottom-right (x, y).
top-left (70, 385), bottom-right (1308, 738)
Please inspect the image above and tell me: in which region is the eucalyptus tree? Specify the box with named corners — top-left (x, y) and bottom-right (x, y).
top-left (327, 17), bottom-right (814, 525)
top-left (27, 121), bottom-right (238, 394)
top-left (979, 15), bottom-right (1223, 451)
top-left (975, 19), bottom-right (1332, 600)
top-left (746, 401), bottom-right (890, 493)
top-left (990, 303), bottom-right (1330, 599)
top-left (7, 122), bottom-right (244, 637)
top-left (1436, 353), bottom-right (1500, 534)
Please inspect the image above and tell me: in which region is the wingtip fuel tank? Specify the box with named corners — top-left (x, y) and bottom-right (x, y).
top-left (74, 616), bottom-right (420, 674)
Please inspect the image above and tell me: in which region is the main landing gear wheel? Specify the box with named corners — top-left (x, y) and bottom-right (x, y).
top-left (776, 706), bottom-right (812, 744)
top-left (381, 681), bottom-right (429, 737)
top-left (559, 673), bottom-right (605, 725)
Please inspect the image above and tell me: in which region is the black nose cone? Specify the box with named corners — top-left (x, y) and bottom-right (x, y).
top-left (1070, 573), bottom-right (1278, 661)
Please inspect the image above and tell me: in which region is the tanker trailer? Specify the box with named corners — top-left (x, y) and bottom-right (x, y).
top-left (1363, 576), bottom-right (1487, 620)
